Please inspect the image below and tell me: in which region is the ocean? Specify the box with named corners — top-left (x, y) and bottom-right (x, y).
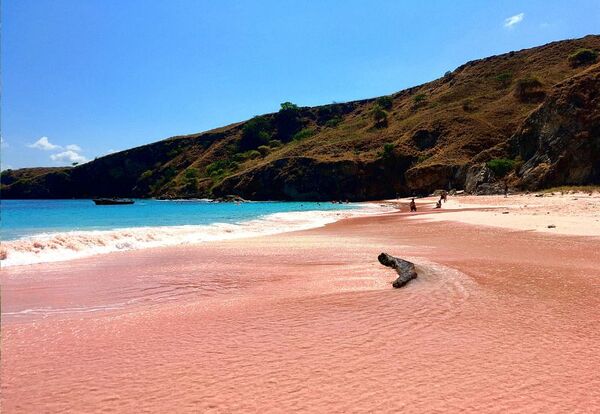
top-left (1, 199), bottom-right (385, 266)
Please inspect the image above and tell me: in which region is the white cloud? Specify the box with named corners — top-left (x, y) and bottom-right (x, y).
top-left (504, 13), bottom-right (524, 28)
top-left (1, 137), bottom-right (8, 148)
top-left (28, 136), bottom-right (61, 151)
top-left (50, 150), bottom-right (88, 164)
top-left (65, 144), bottom-right (82, 151)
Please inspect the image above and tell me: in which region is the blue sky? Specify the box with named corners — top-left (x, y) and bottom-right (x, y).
top-left (2, 1), bottom-right (599, 169)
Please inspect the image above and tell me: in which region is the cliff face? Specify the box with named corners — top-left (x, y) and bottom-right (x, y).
top-left (3, 35), bottom-right (600, 200)
top-left (510, 64), bottom-right (600, 189)
top-left (213, 155), bottom-right (413, 201)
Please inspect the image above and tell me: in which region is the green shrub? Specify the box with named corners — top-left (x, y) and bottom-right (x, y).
top-left (206, 160), bottom-right (230, 177)
top-left (292, 128), bottom-right (315, 141)
top-left (232, 150), bottom-right (261, 162)
top-left (205, 160), bottom-right (240, 178)
top-left (240, 116), bottom-right (272, 150)
top-left (371, 105), bottom-right (388, 128)
top-left (183, 168), bottom-right (199, 190)
top-left (487, 158), bottom-right (516, 178)
top-left (380, 143), bottom-right (395, 159)
top-left (243, 150), bottom-right (261, 159)
top-left (167, 147), bottom-right (182, 159)
top-left (257, 145), bottom-right (271, 156)
top-left (495, 71), bottom-right (512, 88)
top-left (324, 117), bottom-right (342, 128)
top-left (568, 48), bottom-right (598, 67)
top-left (139, 170), bottom-right (153, 180)
top-left (280, 101), bottom-right (298, 111)
top-left (413, 94), bottom-right (427, 106)
top-left (268, 139), bottom-right (283, 148)
top-left (376, 96), bottom-right (393, 110)
top-left (184, 168), bottom-right (199, 179)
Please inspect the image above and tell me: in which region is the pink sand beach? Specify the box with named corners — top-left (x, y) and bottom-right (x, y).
top-left (2, 194), bottom-right (600, 413)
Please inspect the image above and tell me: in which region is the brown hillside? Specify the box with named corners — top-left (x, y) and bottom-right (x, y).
top-left (2, 35), bottom-right (599, 200)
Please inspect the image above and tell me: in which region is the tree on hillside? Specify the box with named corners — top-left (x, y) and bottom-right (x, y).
top-left (371, 104), bottom-right (388, 128)
top-left (240, 116), bottom-right (272, 151)
top-left (275, 102), bottom-right (302, 141)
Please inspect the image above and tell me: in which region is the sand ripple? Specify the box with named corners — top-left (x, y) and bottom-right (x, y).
top-left (2, 215), bottom-right (599, 413)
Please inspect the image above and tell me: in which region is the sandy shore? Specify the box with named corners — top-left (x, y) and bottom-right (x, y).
top-left (404, 192), bottom-right (600, 236)
top-left (2, 195), bottom-right (600, 413)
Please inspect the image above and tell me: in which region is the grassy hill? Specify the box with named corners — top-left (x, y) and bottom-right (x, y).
top-left (2, 35), bottom-right (599, 200)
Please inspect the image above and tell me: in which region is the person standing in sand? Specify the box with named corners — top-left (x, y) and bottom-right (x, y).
top-left (410, 198), bottom-right (417, 212)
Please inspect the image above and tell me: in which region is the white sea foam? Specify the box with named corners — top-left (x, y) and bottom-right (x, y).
top-left (1, 203), bottom-right (394, 267)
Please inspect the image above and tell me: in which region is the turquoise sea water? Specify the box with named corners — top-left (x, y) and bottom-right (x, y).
top-left (1, 199), bottom-right (357, 241)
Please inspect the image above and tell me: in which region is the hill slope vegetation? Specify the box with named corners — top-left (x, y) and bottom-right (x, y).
top-left (2, 35), bottom-right (600, 200)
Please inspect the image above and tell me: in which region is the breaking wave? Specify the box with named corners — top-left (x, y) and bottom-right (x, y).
top-left (1, 203), bottom-right (393, 267)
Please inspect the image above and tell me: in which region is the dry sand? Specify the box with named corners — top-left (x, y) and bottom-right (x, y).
top-left (404, 192), bottom-right (600, 237)
top-left (2, 195), bottom-right (600, 413)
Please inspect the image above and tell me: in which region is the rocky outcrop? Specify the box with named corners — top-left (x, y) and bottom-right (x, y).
top-left (511, 64), bottom-right (600, 189)
top-left (464, 164), bottom-right (505, 194)
top-left (378, 253), bottom-right (418, 288)
top-left (411, 129), bottom-right (440, 150)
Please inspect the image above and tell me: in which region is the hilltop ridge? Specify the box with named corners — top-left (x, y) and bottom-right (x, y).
top-left (2, 35), bottom-right (599, 200)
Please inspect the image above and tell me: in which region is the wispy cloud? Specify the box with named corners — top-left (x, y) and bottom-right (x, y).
top-left (504, 13), bottom-right (524, 28)
top-left (50, 150), bottom-right (88, 164)
top-left (28, 136), bottom-right (61, 151)
top-left (27, 137), bottom-right (88, 165)
top-left (65, 144), bottom-right (82, 152)
top-left (1, 137), bottom-right (8, 148)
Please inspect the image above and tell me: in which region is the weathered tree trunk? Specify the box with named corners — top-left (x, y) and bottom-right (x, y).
top-left (378, 253), bottom-right (418, 288)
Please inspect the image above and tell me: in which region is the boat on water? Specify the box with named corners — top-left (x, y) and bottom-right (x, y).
top-left (93, 198), bottom-right (135, 205)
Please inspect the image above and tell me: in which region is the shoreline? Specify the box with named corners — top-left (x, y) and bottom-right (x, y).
top-left (0, 202), bottom-right (394, 267)
top-left (4, 191), bottom-right (598, 268)
top-left (2, 193), bottom-right (600, 412)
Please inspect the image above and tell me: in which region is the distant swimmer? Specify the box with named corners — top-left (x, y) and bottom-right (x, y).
top-left (410, 198), bottom-right (417, 212)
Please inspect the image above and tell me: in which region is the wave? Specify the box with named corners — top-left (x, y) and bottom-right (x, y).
top-left (0, 203), bottom-right (393, 267)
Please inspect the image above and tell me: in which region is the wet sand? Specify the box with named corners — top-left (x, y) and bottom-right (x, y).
top-left (2, 201), bottom-right (600, 413)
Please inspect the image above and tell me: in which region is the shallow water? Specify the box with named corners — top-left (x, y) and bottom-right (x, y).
top-left (1, 199), bottom-right (374, 266)
top-left (2, 213), bottom-right (599, 413)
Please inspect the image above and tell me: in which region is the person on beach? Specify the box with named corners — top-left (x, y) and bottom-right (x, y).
top-left (410, 198), bottom-right (417, 212)
top-left (504, 181), bottom-right (509, 198)
top-left (435, 199), bottom-right (442, 209)
top-left (441, 190), bottom-right (447, 203)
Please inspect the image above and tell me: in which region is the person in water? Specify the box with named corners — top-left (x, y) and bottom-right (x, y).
top-left (410, 198), bottom-right (417, 212)
top-left (435, 199), bottom-right (442, 209)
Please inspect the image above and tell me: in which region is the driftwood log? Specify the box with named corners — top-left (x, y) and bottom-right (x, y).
top-left (378, 253), bottom-right (417, 288)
